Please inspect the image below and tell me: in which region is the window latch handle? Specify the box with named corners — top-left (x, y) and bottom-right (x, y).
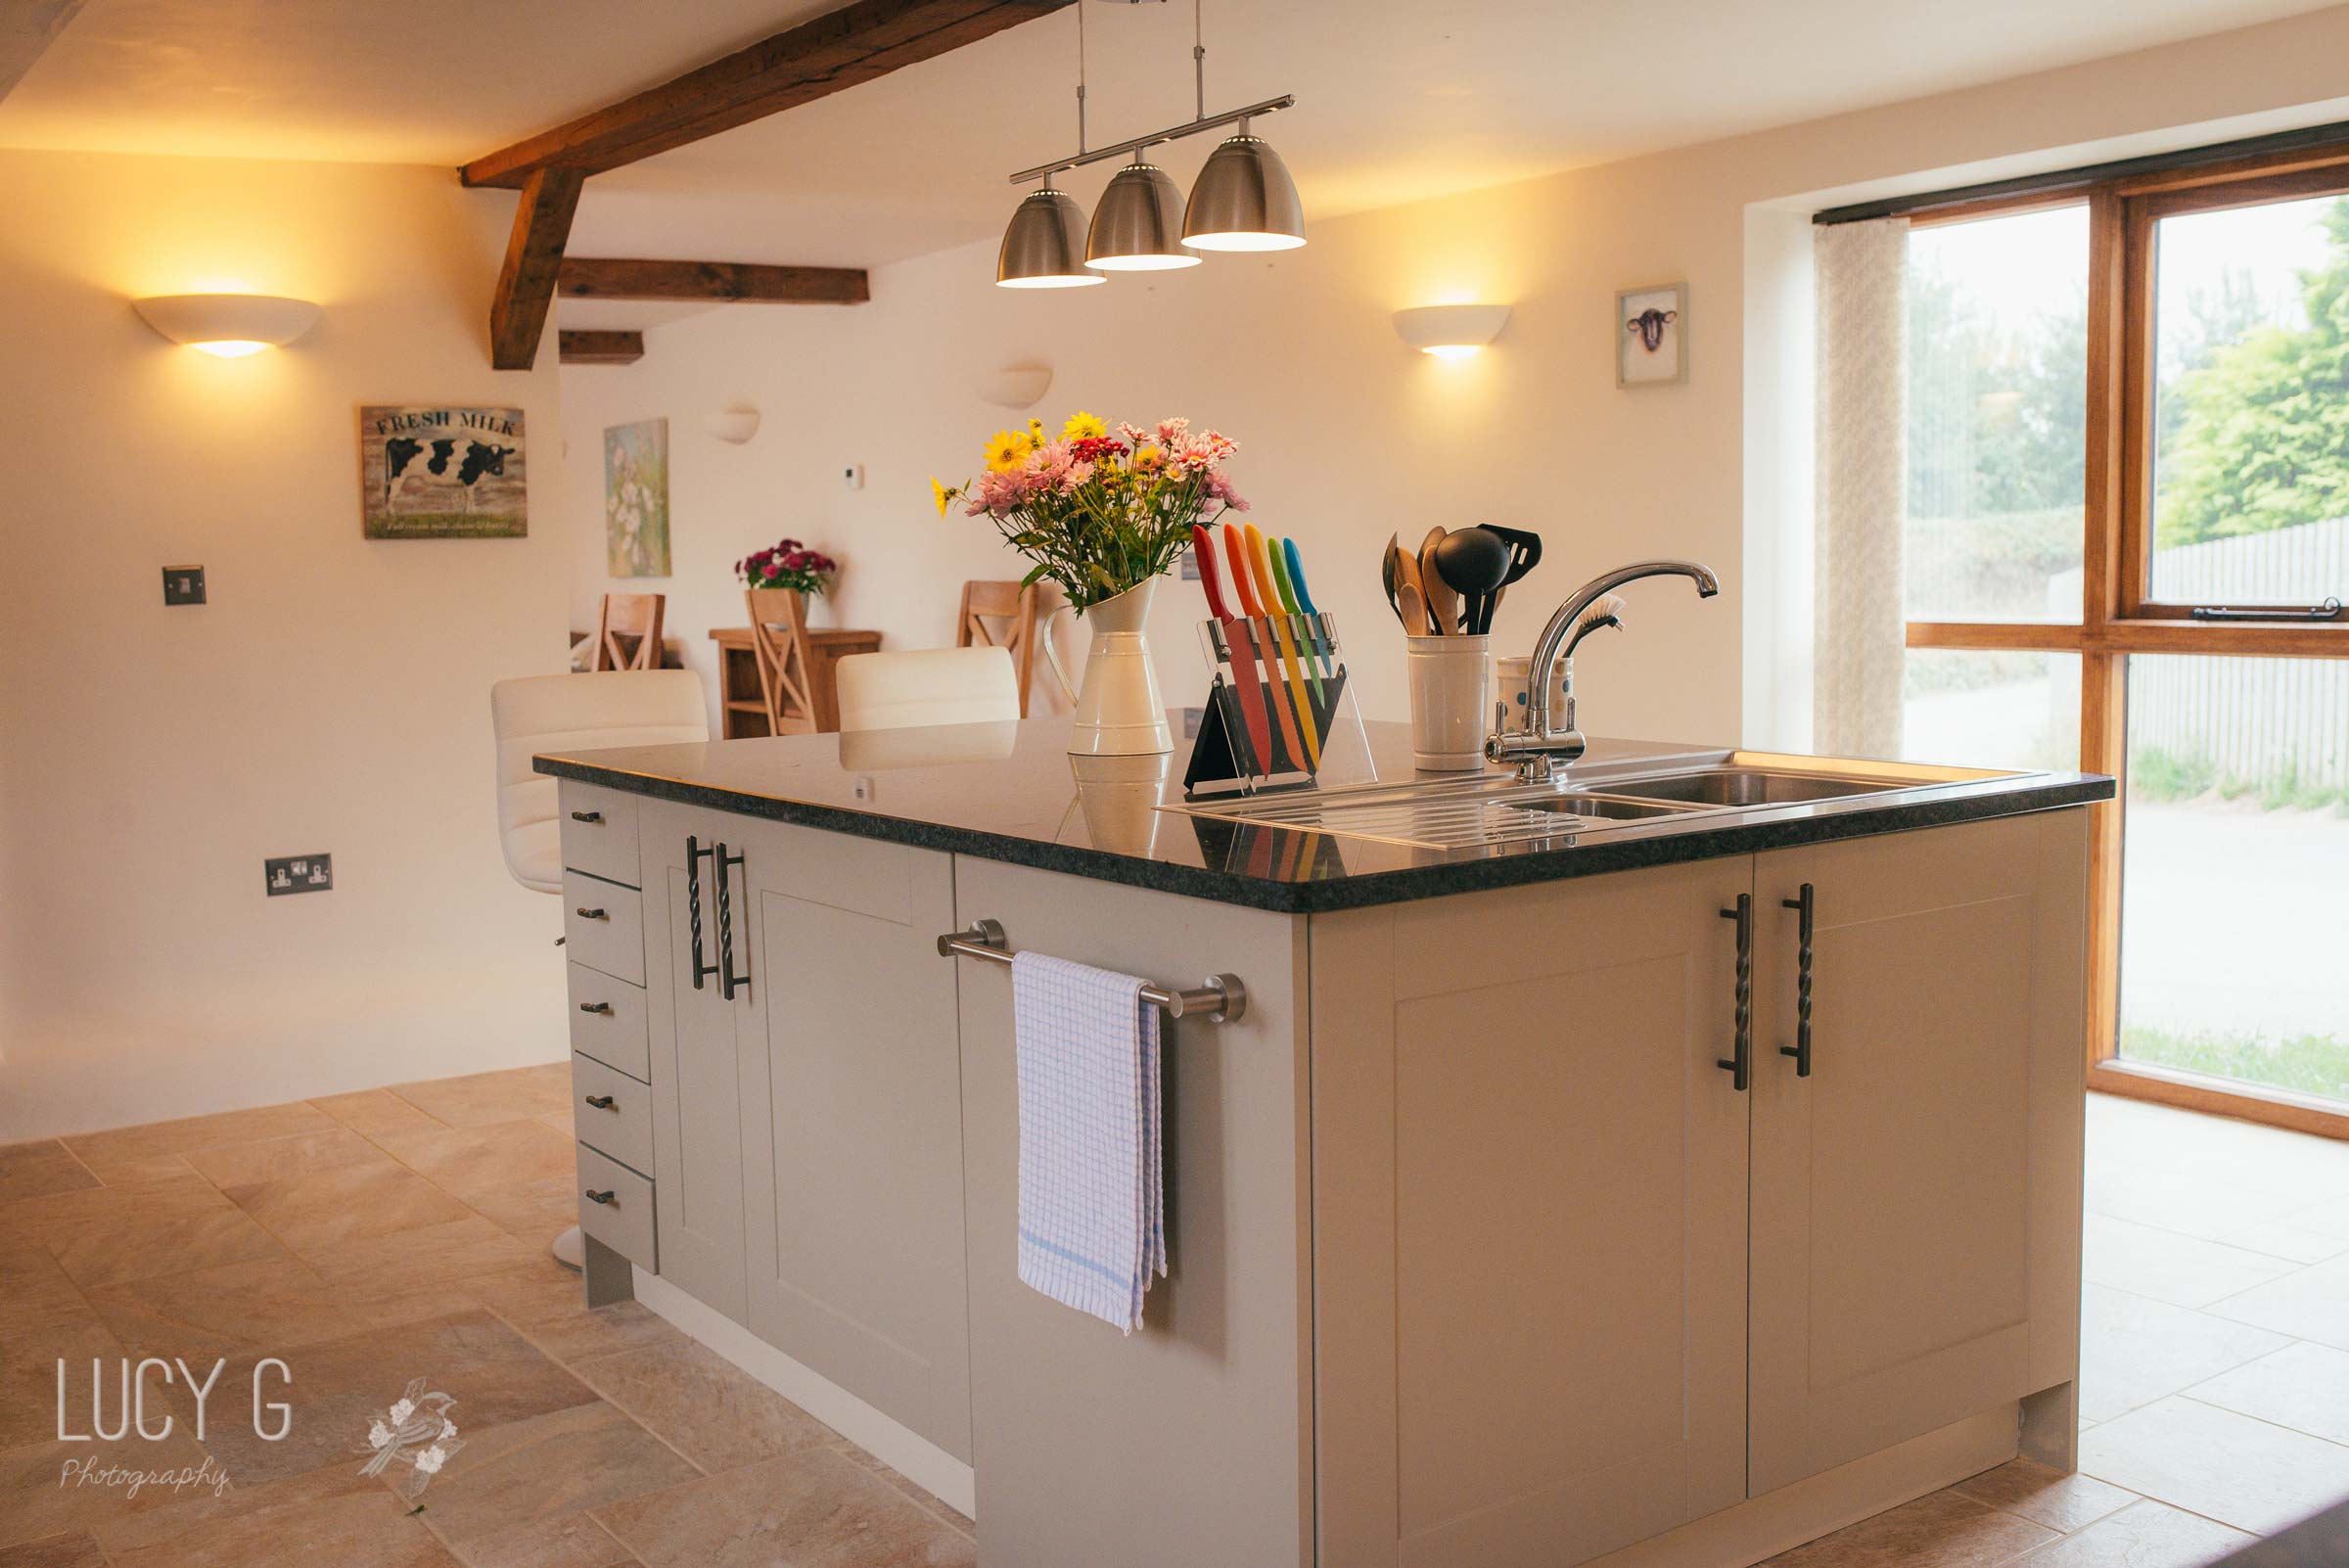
top-left (2188, 597), bottom-right (2342, 623)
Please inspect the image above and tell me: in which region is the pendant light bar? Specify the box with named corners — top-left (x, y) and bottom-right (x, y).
top-left (1005, 95), bottom-right (1294, 185)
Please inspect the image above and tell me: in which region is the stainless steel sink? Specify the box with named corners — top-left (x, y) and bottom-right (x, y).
top-left (1169, 751), bottom-right (2018, 853)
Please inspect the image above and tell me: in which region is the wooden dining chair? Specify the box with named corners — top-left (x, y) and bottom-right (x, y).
top-left (956, 579), bottom-right (1062, 716)
top-left (592, 592), bottom-right (666, 670)
top-left (744, 587), bottom-right (820, 734)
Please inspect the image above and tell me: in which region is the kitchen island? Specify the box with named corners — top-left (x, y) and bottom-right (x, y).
top-left (534, 717), bottom-right (2112, 1568)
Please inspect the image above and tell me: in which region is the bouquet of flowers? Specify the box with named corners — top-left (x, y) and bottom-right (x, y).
top-left (735, 537), bottom-right (838, 596)
top-left (933, 412), bottom-right (1246, 613)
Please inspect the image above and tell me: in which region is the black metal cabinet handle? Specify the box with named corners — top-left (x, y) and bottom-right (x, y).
top-left (583, 1188), bottom-right (615, 1205)
top-left (578, 1001), bottom-right (612, 1015)
top-left (1780, 883), bottom-right (1816, 1078)
top-left (1718, 894), bottom-right (1752, 1091)
top-left (583, 1094), bottom-right (616, 1110)
top-left (686, 836), bottom-right (717, 991)
top-left (575, 906), bottom-right (607, 920)
top-left (714, 842), bottom-right (751, 1002)
top-left (570, 809), bottom-right (603, 823)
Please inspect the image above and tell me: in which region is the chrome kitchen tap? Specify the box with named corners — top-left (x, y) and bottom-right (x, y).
top-left (1486, 560), bottom-right (1722, 781)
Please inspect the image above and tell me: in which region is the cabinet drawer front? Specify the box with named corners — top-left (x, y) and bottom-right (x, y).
top-left (576, 1146), bottom-right (657, 1271)
top-left (563, 872), bottom-right (644, 986)
top-left (566, 964), bottom-right (649, 1082)
top-left (559, 784), bottom-right (641, 888)
top-left (572, 1053), bottom-right (654, 1173)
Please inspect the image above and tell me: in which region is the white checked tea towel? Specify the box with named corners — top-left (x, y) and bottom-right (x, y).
top-left (1011, 950), bottom-right (1165, 1333)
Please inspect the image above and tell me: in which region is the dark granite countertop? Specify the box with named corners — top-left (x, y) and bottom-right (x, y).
top-left (534, 716), bottom-right (2113, 913)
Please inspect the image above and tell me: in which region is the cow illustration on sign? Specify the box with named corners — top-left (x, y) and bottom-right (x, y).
top-left (1616, 283), bottom-right (1688, 388)
top-left (360, 406), bottom-right (528, 537)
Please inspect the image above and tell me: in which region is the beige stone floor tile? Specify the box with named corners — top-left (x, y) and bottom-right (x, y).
top-left (2208, 1252), bottom-right (2349, 1352)
top-left (2078, 1282), bottom-right (2290, 1423)
top-left (14, 1186), bottom-right (293, 1291)
top-left (466, 1175), bottom-right (585, 1242)
top-left (594, 1445), bottom-right (978, 1568)
top-left (2081, 1395), bottom-right (2349, 1535)
top-left (569, 1337), bottom-right (834, 1473)
top-left (399, 1399), bottom-right (698, 1557)
top-left (312, 1088), bottom-right (451, 1141)
top-left (467, 1263), bottom-right (682, 1363)
top-left (85, 1252), bottom-right (477, 1364)
top-left (825, 1436), bottom-right (974, 1537)
top-left (433, 1512), bottom-right (634, 1568)
top-left (0, 1428), bottom-right (216, 1548)
top-left (2225, 1219), bottom-right (2349, 1266)
top-left (2004, 1499), bottom-right (2251, 1568)
top-left (62, 1102), bottom-right (337, 1174)
top-left (0, 1233), bottom-right (86, 1321)
top-left (2084, 1155), bottom-right (2305, 1244)
top-left (95, 1461), bottom-right (460, 1568)
top-left (378, 1121), bottom-right (578, 1207)
top-left (190, 1129), bottom-right (473, 1250)
top-left (1950, 1455), bottom-right (2136, 1533)
top-left (0, 1142), bottom-right (97, 1204)
top-left (2082, 1214), bottom-right (2302, 1311)
top-left (1760, 1488), bottom-right (2054, 1568)
top-left (2290, 1191), bottom-right (2349, 1240)
top-left (0, 1534), bottom-right (108, 1568)
top-left (200, 1309), bottom-right (597, 1488)
top-left (392, 1067), bottom-right (573, 1130)
top-left (2187, 1340), bottom-right (2349, 1447)
top-left (534, 1112), bottom-right (575, 1138)
top-left (299, 1215), bottom-right (544, 1292)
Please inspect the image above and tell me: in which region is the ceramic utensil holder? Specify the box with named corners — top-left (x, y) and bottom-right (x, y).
top-left (1405, 634), bottom-right (1493, 771)
top-left (1494, 653), bottom-right (1571, 732)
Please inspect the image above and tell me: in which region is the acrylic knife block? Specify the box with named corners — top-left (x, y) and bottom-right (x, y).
top-left (1182, 611), bottom-right (1374, 799)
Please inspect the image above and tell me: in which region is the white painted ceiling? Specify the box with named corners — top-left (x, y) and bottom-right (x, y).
top-left (4, 0), bottom-right (2342, 277)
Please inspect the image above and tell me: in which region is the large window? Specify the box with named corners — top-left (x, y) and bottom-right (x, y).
top-left (1891, 146), bottom-right (2349, 1135)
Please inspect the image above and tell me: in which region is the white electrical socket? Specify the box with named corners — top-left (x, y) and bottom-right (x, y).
top-left (842, 464), bottom-right (865, 491)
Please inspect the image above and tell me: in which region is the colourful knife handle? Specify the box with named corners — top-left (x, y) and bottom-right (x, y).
top-left (1193, 525), bottom-right (1275, 774)
top-left (1222, 529), bottom-right (1306, 769)
top-left (1246, 527), bottom-right (1321, 769)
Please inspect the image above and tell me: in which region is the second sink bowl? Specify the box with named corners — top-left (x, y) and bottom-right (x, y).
top-left (1570, 763), bottom-right (1917, 808)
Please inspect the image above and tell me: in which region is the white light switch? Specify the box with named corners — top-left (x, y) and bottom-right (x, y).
top-left (842, 464), bottom-right (865, 491)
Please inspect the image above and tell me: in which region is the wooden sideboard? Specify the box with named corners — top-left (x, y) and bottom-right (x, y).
top-left (709, 624), bottom-right (883, 737)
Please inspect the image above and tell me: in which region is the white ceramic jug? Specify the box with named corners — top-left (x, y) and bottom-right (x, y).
top-left (1042, 578), bottom-right (1174, 757)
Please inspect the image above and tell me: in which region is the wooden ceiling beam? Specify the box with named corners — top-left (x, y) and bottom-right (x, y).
top-left (559, 330), bottom-right (646, 365)
top-left (487, 166), bottom-right (587, 372)
top-left (460, 0), bottom-right (1072, 190)
top-left (559, 258), bottom-right (869, 305)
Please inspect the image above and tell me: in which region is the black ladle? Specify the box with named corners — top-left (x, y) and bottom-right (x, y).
top-left (1433, 527), bottom-right (1513, 635)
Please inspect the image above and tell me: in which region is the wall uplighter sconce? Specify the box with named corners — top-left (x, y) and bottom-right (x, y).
top-left (976, 362), bottom-right (1054, 409)
top-left (1392, 303), bottom-right (1511, 360)
top-left (132, 294), bottom-right (321, 357)
top-left (704, 407), bottom-right (762, 444)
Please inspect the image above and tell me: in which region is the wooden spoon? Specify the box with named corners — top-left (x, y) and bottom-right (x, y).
top-left (1392, 545), bottom-right (1432, 636)
top-left (1418, 528), bottom-right (1457, 634)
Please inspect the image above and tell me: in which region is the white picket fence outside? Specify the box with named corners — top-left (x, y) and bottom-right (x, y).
top-left (2038, 517), bottom-right (2349, 790)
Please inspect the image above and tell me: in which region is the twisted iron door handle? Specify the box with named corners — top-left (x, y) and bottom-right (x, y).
top-left (714, 843), bottom-right (751, 1002)
top-left (1780, 883), bottom-right (1815, 1078)
top-left (686, 836), bottom-right (717, 991)
top-left (1718, 894), bottom-right (1752, 1091)
top-left (583, 1189), bottom-right (616, 1205)
top-left (578, 1001), bottom-right (613, 1015)
top-left (583, 1094), bottom-right (616, 1110)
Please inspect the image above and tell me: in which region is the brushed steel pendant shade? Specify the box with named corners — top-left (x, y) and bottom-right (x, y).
top-left (1085, 160), bottom-right (1200, 271)
top-left (1182, 132), bottom-right (1306, 252)
top-left (996, 184), bottom-right (1105, 289)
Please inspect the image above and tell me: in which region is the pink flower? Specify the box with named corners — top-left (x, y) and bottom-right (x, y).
top-left (1116, 422), bottom-right (1149, 446)
top-left (1206, 470), bottom-right (1249, 511)
top-left (1154, 417), bottom-right (1190, 449)
top-left (1176, 439), bottom-right (1218, 470)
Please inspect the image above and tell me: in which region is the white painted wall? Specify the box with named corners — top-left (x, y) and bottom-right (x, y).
top-left (560, 5), bottom-right (2349, 755)
top-left (0, 151), bottom-right (571, 1140)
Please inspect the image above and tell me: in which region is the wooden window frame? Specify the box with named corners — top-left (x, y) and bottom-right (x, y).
top-left (1900, 147), bottom-right (2349, 1138)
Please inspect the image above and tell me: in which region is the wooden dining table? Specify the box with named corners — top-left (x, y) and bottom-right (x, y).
top-left (708, 623), bottom-right (883, 737)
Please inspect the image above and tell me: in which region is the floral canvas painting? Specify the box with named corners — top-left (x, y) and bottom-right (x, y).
top-left (604, 418), bottom-right (670, 576)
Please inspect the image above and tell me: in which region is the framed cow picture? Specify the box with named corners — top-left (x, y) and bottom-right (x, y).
top-left (1616, 283), bottom-right (1687, 388)
top-left (358, 406), bottom-right (528, 538)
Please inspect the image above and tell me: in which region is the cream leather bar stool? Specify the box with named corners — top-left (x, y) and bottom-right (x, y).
top-left (489, 669), bottom-right (707, 1267)
top-left (835, 646), bottom-right (1021, 732)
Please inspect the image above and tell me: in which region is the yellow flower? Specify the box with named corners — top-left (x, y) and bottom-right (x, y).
top-left (1132, 443), bottom-right (1163, 470)
top-left (1062, 410), bottom-right (1107, 441)
top-left (983, 430), bottom-right (1033, 473)
top-left (930, 477), bottom-right (952, 518)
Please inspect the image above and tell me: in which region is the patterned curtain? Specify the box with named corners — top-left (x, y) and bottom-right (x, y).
top-left (1813, 217), bottom-right (1909, 759)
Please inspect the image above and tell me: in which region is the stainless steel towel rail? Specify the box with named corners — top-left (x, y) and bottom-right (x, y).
top-left (935, 919), bottom-right (1248, 1023)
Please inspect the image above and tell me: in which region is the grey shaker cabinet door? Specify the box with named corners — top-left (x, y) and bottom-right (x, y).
top-left (727, 819), bottom-right (975, 1462)
top-left (1746, 810), bottom-right (2089, 1494)
top-left (638, 799), bottom-right (751, 1321)
top-left (1310, 857), bottom-right (1753, 1568)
